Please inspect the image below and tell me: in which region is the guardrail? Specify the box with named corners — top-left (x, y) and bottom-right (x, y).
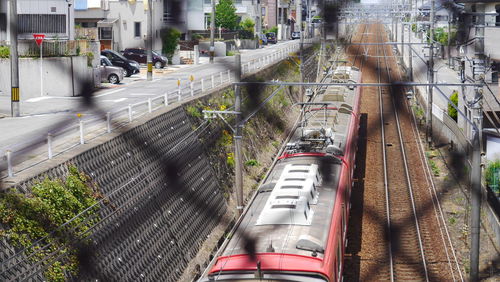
top-left (0, 40), bottom-right (312, 179)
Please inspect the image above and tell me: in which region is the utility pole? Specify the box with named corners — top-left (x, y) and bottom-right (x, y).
top-left (298, 0), bottom-right (304, 100)
top-left (10, 0), bottom-right (20, 117)
top-left (280, 0), bottom-right (285, 41)
top-left (256, 0), bottom-right (262, 48)
top-left (146, 0), bottom-right (153, 81)
top-left (210, 0), bottom-right (215, 64)
top-left (470, 3), bottom-right (485, 280)
top-left (426, 0), bottom-right (435, 147)
top-left (234, 53), bottom-right (244, 215)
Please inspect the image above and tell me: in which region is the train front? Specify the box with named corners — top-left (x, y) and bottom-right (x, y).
top-left (201, 66), bottom-right (361, 282)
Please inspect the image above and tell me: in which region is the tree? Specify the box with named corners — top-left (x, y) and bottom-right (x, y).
top-left (160, 28), bottom-right (181, 64)
top-left (215, 0), bottom-right (239, 31)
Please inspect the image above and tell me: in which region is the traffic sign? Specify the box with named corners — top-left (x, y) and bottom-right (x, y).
top-left (33, 34), bottom-right (45, 47)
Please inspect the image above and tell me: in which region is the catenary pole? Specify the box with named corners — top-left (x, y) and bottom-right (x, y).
top-left (426, 0), bottom-right (435, 147)
top-left (298, 0), bottom-right (304, 100)
top-left (470, 3), bottom-right (485, 280)
top-left (234, 53), bottom-right (244, 215)
top-left (10, 0), bottom-right (20, 117)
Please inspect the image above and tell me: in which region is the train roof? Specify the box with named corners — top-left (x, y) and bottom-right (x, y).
top-left (207, 66), bottom-right (361, 279)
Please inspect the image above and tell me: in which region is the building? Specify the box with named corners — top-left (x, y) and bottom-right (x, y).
top-left (74, 0), bottom-right (170, 51)
top-left (0, 0), bottom-right (75, 43)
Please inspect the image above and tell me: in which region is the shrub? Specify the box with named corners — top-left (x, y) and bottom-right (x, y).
top-left (215, 0), bottom-right (239, 31)
top-left (240, 17), bottom-right (255, 33)
top-left (448, 90), bottom-right (458, 121)
top-left (0, 165), bottom-right (101, 281)
top-left (266, 26), bottom-right (278, 34)
top-left (160, 27), bottom-right (181, 64)
top-left (191, 33), bottom-right (203, 40)
top-left (0, 46), bottom-right (10, 58)
top-left (238, 29), bottom-right (255, 40)
top-left (245, 159), bottom-right (259, 167)
top-left (86, 52), bottom-right (94, 67)
top-left (485, 161), bottom-right (500, 194)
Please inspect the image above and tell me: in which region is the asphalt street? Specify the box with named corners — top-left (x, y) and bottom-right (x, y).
top-left (0, 40), bottom-right (298, 150)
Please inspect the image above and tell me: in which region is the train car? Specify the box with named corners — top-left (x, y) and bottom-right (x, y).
top-left (201, 66), bottom-right (362, 282)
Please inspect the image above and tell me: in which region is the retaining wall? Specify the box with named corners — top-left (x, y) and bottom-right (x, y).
top-left (0, 107), bottom-right (226, 281)
top-left (0, 56), bottom-right (93, 98)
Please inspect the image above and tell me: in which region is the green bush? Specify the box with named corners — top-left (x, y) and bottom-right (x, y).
top-left (245, 159), bottom-right (259, 167)
top-left (485, 161), bottom-right (500, 194)
top-left (0, 165), bottom-right (101, 281)
top-left (240, 17), bottom-right (255, 33)
top-left (266, 26), bottom-right (278, 34)
top-left (0, 46), bottom-right (10, 58)
top-left (448, 90), bottom-right (458, 121)
top-left (161, 27), bottom-right (181, 64)
top-left (86, 52), bottom-right (94, 67)
top-left (191, 33), bottom-right (203, 40)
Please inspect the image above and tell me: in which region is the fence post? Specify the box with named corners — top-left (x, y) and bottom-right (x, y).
top-left (47, 133), bottom-right (53, 159)
top-left (178, 89), bottom-right (182, 101)
top-left (128, 104), bottom-right (133, 122)
top-left (177, 79), bottom-right (181, 101)
top-left (227, 69), bottom-right (231, 82)
top-left (106, 112), bottom-right (112, 133)
top-left (164, 92), bottom-right (169, 106)
top-left (148, 98), bottom-right (152, 113)
top-left (247, 62), bottom-right (251, 72)
top-left (211, 74), bottom-right (215, 89)
top-left (190, 82), bottom-right (194, 97)
top-left (79, 120), bottom-right (84, 145)
top-left (6, 150), bottom-right (13, 177)
top-left (201, 78), bottom-right (205, 92)
top-left (220, 72), bottom-right (223, 85)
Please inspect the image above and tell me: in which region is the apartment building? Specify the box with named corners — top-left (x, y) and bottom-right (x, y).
top-left (74, 0), bottom-right (170, 51)
top-left (0, 0), bottom-right (75, 42)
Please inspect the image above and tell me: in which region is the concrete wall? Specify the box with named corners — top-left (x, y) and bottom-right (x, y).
top-left (0, 56), bottom-right (93, 98)
top-left (1, 106), bottom-right (226, 281)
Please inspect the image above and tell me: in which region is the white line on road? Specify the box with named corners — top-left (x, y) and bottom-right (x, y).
top-left (103, 98), bottom-right (128, 103)
top-left (95, 88), bottom-right (125, 98)
top-left (26, 96), bottom-right (81, 102)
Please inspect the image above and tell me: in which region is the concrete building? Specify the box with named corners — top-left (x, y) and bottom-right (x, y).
top-left (262, 0), bottom-right (278, 29)
top-left (74, 0), bottom-right (169, 51)
top-left (0, 0), bottom-right (75, 43)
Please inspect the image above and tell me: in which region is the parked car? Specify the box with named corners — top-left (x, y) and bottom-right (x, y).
top-left (259, 33), bottom-right (268, 45)
top-left (101, 49), bottom-right (140, 77)
top-left (266, 32), bottom-right (277, 44)
top-left (291, 31), bottom-right (301, 40)
top-left (99, 56), bottom-right (124, 84)
top-left (122, 48), bottom-right (168, 69)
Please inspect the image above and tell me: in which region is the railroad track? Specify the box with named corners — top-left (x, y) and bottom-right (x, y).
top-left (345, 22), bottom-right (464, 281)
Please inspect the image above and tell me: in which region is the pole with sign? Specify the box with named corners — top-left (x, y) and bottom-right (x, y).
top-left (33, 34), bottom-right (45, 96)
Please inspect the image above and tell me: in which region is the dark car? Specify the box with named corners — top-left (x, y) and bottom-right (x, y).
top-left (266, 32), bottom-right (277, 44)
top-left (101, 49), bottom-right (140, 77)
top-left (291, 31), bottom-right (301, 40)
top-left (122, 48), bottom-right (168, 69)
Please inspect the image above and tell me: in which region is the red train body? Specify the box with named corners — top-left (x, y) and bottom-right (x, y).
top-left (202, 66), bottom-right (362, 282)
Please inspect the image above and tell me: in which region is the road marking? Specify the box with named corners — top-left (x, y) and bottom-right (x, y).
top-left (103, 98), bottom-right (127, 103)
top-left (95, 88), bottom-right (125, 98)
top-left (26, 96), bottom-right (81, 102)
top-left (130, 93), bottom-right (157, 96)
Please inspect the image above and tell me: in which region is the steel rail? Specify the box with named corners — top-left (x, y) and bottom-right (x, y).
top-left (374, 24), bottom-right (395, 282)
top-left (380, 23), bottom-right (430, 282)
top-left (232, 82), bottom-right (484, 87)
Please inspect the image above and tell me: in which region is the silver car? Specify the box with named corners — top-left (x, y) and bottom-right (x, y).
top-left (100, 56), bottom-right (124, 84)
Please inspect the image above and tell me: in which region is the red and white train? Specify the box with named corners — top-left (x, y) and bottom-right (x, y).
top-left (201, 66), bottom-right (362, 282)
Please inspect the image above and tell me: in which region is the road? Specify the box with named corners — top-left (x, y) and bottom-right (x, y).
top-left (0, 40), bottom-right (299, 150)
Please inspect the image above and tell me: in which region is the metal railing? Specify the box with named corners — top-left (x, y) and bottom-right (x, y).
top-left (0, 41), bottom-right (307, 179)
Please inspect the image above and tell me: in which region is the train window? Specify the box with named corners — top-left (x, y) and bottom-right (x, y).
top-left (307, 202), bottom-right (311, 210)
top-left (276, 195), bottom-right (299, 199)
top-left (284, 178), bottom-right (306, 181)
top-left (342, 204), bottom-right (346, 237)
top-left (289, 169), bottom-right (309, 173)
top-left (313, 183), bottom-right (316, 191)
top-left (304, 210), bottom-right (308, 220)
top-left (310, 191), bottom-right (314, 198)
top-left (271, 204), bottom-right (296, 209)
top-left (292, 164), bottom-right (311, 166)
top-left (281, 185), bottom-right (302, 189)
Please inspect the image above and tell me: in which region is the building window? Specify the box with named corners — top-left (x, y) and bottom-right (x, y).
top-left (134, 22), bottom-right (141, 38)
top-left (18, 14), bottom-right (66, 34)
